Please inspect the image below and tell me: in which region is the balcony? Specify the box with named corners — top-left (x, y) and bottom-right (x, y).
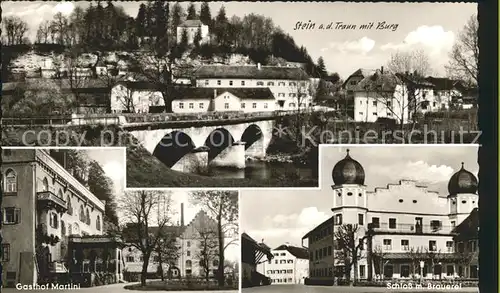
top-left (372, 223), bottom-right (454, 235)
top-left (37, 191), bottom-right (67, 213)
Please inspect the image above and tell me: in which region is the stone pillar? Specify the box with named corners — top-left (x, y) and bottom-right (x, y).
top-left (171, 147), bottom-right (209, 174)
top-left (209, 142), bottom-right (246, 169)
top-left (245, 138), bottom-right (265, 158)
top-left (115, 248), bottom-right (119, 283)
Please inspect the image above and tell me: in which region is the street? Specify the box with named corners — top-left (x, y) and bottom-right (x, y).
top-left (2, 283), bottom-right (238, 293)
top-left (242, 284), bottom-right (479, 293)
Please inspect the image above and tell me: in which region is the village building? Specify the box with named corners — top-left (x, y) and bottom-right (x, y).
top-left (241, 233), bottom-right (274, 288)
top-left (110, 81), bottom-right (165, 113)
top-left (257, 244), bottom-right (309, 285)
top-left (171, 87), bottom-right (276, 114)
top-left (193, 64), bottom-right (313, 111)
top-left (122, 207), bottom-right (223, 280)
top-left (176, 20), bottom-right (210, 45)
top-left (1, 148), bottom-right (124, 287)
top-left (302, 149), bottom-right (479, 282)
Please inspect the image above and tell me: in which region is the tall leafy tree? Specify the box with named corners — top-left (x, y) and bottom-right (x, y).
top-left (136, 3), bottom-right (147, 45)
top-left (190, 191), bottom-right (239, 287)
top-left (317, 56), bottom-right (328, 78)
top-left (170, 2), bottom-right (184, 42)
top-left (214, 6), bottom-right (229, 46)
top-left (199, 2), bottom-right (212, 26)
top-left (187, 2), bottom-right (197, 20)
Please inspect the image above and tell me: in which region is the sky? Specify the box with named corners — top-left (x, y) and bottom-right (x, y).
top-left (240, 145), bottom-right (479, 250)
top-left (2, 1), bottom-right (476, 78)
top-left (85, 148), bottom-right (126, 197)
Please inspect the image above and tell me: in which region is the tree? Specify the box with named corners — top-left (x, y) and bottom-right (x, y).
top-left (120, 191), bottom-right (174, 287)
top-left (136, 3), bottom-right (148, 45)
top-left (8, 80), bottom-right (75, 116)
top-left (87, 160), bottom-right (118, 226)
top-left (36, 20), bottom-right (52, 44)
top-left (51, 12), bottom-right (70, 45)
top-left (62, 46), bottom-right (89, 106)
top-left (424, 248), bottom-right (443, 278)
top-left (214, 6), bottom-right (229, 46)
top-left (180, 28), bottom-right (189, 49)
top-left (446, 14), bottom-right (478, 87)
top-left (3, 16), bottom-right (28, 45)
top-left (316, 56), bottom-right (328, 78)
top-left (334, 224), bottom-right (364, 284)
top-left (193, 27), bottom-right (202, 49)
top-left (187, 2), bottom-right (197, 20)
top-left (196, 225), bottom-right (219, 282)
top-left (405, 246), bottom-right (426, 278)
top-left (387, 49), bottom-right (431, 77)
top-left (371, 245), bottom-right (388, 279)
top-left (170, 3), bottom-right (184, 42)
top-left (199, 2), bottom-right (212, 26)
top-left (190, 191), bottom-right (238, 287)
top-left (154, 233), bottom-right (180, 281)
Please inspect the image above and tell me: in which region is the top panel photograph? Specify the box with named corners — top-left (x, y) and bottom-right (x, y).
top-left (1, 1), bottom-right (478, 188)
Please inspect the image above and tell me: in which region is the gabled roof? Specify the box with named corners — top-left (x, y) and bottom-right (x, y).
top-left (170, 87), bottom-right (275, 100)
top-left (115, 81), bottom-right (166, 91)
top-left (274, 244), bottom-right (309, 259)
top-left (302, 216), bottom-right (334, 239)
top-left (179, 20), bottom-right (204, 27)
top-left (122, 223), bottom-right (184, 243)
top-left (452, 208), bottom-right (479, 240)
top-left (194, 65), bottom-right (310, 80)
top-left (425, 77), bottom-right (464, 91)
top-left (353, 71), bottom-right (402, 92)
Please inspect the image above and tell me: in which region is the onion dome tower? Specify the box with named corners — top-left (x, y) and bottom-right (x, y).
top-left (447, 162), bottom-right (478, 224)
top-left (332, 149), bottom-right (365, 185)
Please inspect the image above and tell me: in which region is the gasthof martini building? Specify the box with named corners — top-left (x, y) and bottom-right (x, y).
top-left (302, 150), bottom-right (479, 282)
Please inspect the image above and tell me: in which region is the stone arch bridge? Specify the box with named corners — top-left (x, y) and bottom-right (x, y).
top-left (126, 119), bottom-right (274, 173)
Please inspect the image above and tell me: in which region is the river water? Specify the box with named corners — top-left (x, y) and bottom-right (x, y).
top-left (209, 160), bottom-right (315, 180)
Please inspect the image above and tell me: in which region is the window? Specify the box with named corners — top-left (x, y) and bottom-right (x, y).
top-left (430, 220), bottom-right (442, 231)
top-left (199, 103), bottom-right (204, 109)
top-left (289, 103), bottom-right (296, 108)
top-left (446, 265), bottom-right (454, 276)
top-left (252, 103), bottom-right (257, 109)
top-left (401, 239), bottom-right (409, 251)
top-left (359, 112), bottom-right (363, 115)
top-left (371, 217), bottom-right (380, 228)
top-left (335, 214), bottom-right (343, 225)
top-left (217, 80), bottom-right (221, 85)
top-left (49, 212), bottom-right (58, 229)
top-left (287, 260), bottom-right (293, 264)
top-left (241, 81), bottom-right (245, 86)
top-left (224, 103), bottom-right (229, 109)
top-left (278, 82), bottom-right (285, 86)
top-left (204, 80), bottom-right (209, 86)
top-left (278, 93), bottom-right (285, 97)
top-left (389, 218), bottom-right (397, 229)
top-left (4, 169), bottom-right (17, 193)
top-left (373, 101), bottom-right (377, 106)
top-left (2, 244), bottom-right (10, 262)
top-left (429, 240), bottom-right (437, 251)
top-left (186, 269), bottom-right (192, 275)
top-left (179, 102), bottom-right (184, 109)
top-left (446, 241), bottom-right (454, 252)
top-left (289, 93), bottom-right (296, 97)
top-left (264, 103), bottom-right (268, 109)
top-left (289, 82), bottom-right (296, 86)
top-left (451, 221), bottom-right (456, 227)
top-left (359, 265), bottom-right (365, 278)
top-left (229, 80), bottom-right (233, 86)
top-left (187, 251), bottom-right (191, 256)
top-left (358, 214), bottom-right (364, 225)
top-left (401, 265), bottom-right (410, 277)
top-left (267, 81), bottom-right (274, 86)
top-left (275, 260), bottom-right (278, 264)
top-left (387, 112), bottom-right (392, 116)
top-left (372, 112), bottom-right (378, 116)
top-left (280, 259), bottom-right (286, 264)
top-left (457, 242), bottom-right (464, 253)
top-left (241, 103), bottom-right (245, 109)
top-left (3, 208), bottom-right (20, 224)
top-left (187, 241), bottom-right (191, 247)
top-left (189, 103), bottom-right (194, 109)
top-left (470, 240), bottom-right (477, 252)
top-left (126, 256), bottom-right (134, 262)
top-left (186, 260), bottom-right (192, 267)
top-left (96, 215), bottom-right (101, 231)
top-left (257, 81), bottom-right (264, 86)
top-left (86, 209), bottom-right (91, 225)
top-left (383, 239), bottom-right (392, 250)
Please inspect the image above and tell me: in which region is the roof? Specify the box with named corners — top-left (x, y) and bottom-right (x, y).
top-left (179, 19), bottom-right (204, 27)
top-left (396, 73), bottom-right (435, 88)
top-left (274, 244), bottom-right (309, 259)
top-left (354, 71), bottom-right (402, 92)
top-left (194, 65), bottom-right (310, 80)
top-left (302, 216), bottom-right (334, 239)
top-left (116, 81), bottom-right (166, 91)
top-left (452, 208), bottom-right (479, 240)
top-left (425, 77), bottom-right (464, 91)
top-left (241, 233), bottom-right (273, 258)
top-left (169, 87), bottom-right (275, 100)
top-left (122, 223), bottom-right (184, 243)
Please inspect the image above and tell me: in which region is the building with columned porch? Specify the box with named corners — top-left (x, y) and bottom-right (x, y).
top-left (1, 148), bottom-right (125, 287)
top-left (302, 149), bottom-right (479, 283)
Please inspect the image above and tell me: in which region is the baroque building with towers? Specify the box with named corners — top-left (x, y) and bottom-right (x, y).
top-left (302, 149), bottom-right (479, 283)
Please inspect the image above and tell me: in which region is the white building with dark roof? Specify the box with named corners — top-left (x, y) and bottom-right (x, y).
top-left (110, 81), bottom-right (165, 113)
top-left (194, 64), bottom-right (313, 111)
top-left (302, 149), bottom-right (479, 282)
top-left (177, 20), bottom-right (210, 45)
top-left (257, 244), bottom-right (309, 284)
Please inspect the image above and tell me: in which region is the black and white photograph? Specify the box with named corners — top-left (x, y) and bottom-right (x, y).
top-left (240, 145), bottom-right (479, 292)
top-left (0, 147), bottom-right (239, 292)
top-left (1, 1), bottom-right (478, 188)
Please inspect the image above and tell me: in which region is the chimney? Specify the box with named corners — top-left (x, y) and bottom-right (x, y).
top-left (181, 203), bottom-right (185, 227)
top-left (213, 89), bottom-right (217, 99)
top-left (380, 66), bottom-right (384, 74)
top-left (257, 63), bottom-right (261, 70)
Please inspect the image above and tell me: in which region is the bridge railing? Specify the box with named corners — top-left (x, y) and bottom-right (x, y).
top-left (1, 110), bottom-right (303, 126)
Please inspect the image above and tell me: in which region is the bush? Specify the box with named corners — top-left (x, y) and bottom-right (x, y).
top-left (304, 278), bottom-right (335, 286)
